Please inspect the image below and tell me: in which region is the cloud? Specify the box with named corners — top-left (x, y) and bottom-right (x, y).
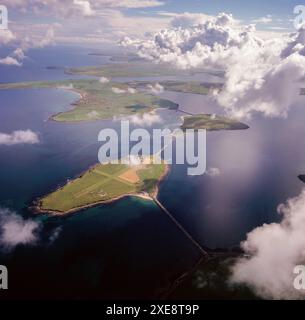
top-left (57, 83), bottom-right (74, 90)
top-left (112, 87), bottom-right (126, 94)
top-left (127, 87), bottom-right (137, 94)
top-left (252, 15), bottom-right (273, 24)
top-left (2, 0), bottom-right (164, 16)
top-left (129, 112), bottom-right (162, 126)
top-left (0, 130), bottom-right (40, 146)
top-left (73, 0), bottom-right (94, 16)
top-left (0, 56), bottom-right (21, 66)
top-left (146, 83), bottom-right (164, 94)
top-left (99, 76), bottom-right (110, 83)
top-left (206, 167), bottom-right (221, 177)
top-left (157, 11), bottom-right (212, 28)
top-left (0, 29), bottom-right (16, 45)
top-left (230, 189), bottom-right (305, 299)
top-left (122, 13), bottom-right (305, 119)
top-left (48, 226), bottom-right (62, 244)
top-left (87, 110), bottom-right (99, 118)
top-left (0, 208), bottom-right (63, 251)
top-left (111, 86), bottom-right (137, 94)
top-left (0, 208), bottom-right (41, 251)
top-left (0, 24), bottom-right (57, 66)
top-left (108, 0), bottom-right (165, 8)
top-left (121, 13), bottom-right (257, 70)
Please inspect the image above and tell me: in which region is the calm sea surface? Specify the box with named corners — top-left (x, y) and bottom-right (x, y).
top-left (0, 46), bottom-right (305, 298)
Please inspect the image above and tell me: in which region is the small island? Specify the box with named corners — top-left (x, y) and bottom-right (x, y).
top-left (180, 114), bottom-right (249, 131)
top-left (35, 159), bottom-right (168, 215)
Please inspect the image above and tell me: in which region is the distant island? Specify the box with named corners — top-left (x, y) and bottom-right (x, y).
top-left (127, 80), bottom-right (223, 96)
top-left (181, 114), bottom-right (249, 131)
top-left (35, 159), bottom-right (169, 215)
top-left (65, 62), bottom-right (224, 78)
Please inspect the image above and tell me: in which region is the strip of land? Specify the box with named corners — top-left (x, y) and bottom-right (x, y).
top-left (180, 114), bottom-right (249, 131)
top-left (65, 62), bottom-right (224, 78)
top-left (0, 79), bottom-right (178, 122)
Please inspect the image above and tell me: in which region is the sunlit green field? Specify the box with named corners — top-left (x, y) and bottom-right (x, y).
top-left (65, 62), bottom-right (211, 77)
top-left (39, 161), bottom-right (167, 213)
top-left (181, 114), bottom-right (249, 131)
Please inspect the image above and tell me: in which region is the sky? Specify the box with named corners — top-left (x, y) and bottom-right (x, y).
top-left (1, 0), bottom-right (305, 301)
top-left (0, 0), bottom-right (302, 50)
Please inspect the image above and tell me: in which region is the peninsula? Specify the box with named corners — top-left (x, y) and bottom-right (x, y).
top-left (180, 114), bottom-right (249, 131)
top-left (0, 79), bottom-right (178, 122)
top-left (36, 159), bottom-right (168, 215)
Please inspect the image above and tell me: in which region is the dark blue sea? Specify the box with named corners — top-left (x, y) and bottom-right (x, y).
top-left (0, 45), bottom-right (305, 299)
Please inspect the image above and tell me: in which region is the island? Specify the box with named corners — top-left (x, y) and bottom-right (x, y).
top-left (127, 80), bottom-right (223, 95)
top-left (0, 79), bottom-right (178, 122)
top-left (35, 159), bottom-right (169, 215)
top-left (65, 62), bottom-right (224, 78)
top-left (180, 114), bottom-right (249, 131)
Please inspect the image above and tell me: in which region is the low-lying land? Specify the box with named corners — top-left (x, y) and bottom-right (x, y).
top-left (128, 80), bottom-right (223, 95)
top-left (65, 62), bottom-right (224, 78)
top-left (36, 160), bottom-right (168, 214)
top-left (181, 114), bottom-right (249, 131)
top-left (0, 79), bottom-right (178, 122)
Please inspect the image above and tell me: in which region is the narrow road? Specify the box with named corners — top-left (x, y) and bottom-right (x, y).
top-left (153, 197), bottom-right (209, 257)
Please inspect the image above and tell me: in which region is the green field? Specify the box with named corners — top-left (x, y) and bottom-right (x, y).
top-left (65, 62), bottom-right (217, 78)
top-left (181, 114), bottom-right (249, 131)
top-left (128, 80), bottom-right (223, 95)
top-left (0, 79), bottom-right (178, 122)
top-left (38, 161), bottom-right (168, 214)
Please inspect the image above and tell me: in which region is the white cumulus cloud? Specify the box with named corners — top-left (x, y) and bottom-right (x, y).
top-left (0, 208), bottom-right (41, 251)
top-left (99, 76), bottom-right (110, 83)
top-left (0, 130), bottom-right (40, 146)
top-left (122, 13), bottom-right (305, 119)
top-left (146, 83), bottom-right (164, 94)
top-left (230, 189), bottom-right (305, 300)
top-left (0, 56), bottom-right (21, 66)
top-left (129, 112), bottom-right (162, 126)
